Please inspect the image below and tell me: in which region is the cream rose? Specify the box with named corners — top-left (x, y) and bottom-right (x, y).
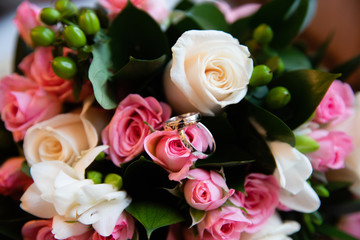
top-left (23, 98), bottom-right (106, 167)
top-left (163, 30), bottom-right (253, 116)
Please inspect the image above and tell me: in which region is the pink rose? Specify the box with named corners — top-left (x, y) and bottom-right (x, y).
top-left (144, 125), bottom-right (209, 181)
top-left (230, 173), bottom-right (280, 233)
top-left (0, 157), bottom-right (32, 198)
top-left (0, 74), bottom-right (61, 141)
top-left (99, 0), bottom-right (169, 22)
top-left (102, 94), bottom-right (171, 166)
top-left (338, 212), bottom-right (360, 239)
top-left (183, 169), bottom-right (235, 211)
top-left (217, 1), bottom-right (261, 23)
top-left (314, 80), bottom-right (354, 125)
top-left (92, 213), bottom-right (135, 240)
top-left (197, 206), bottom-right (250, 240)
top-left (19, 47), bottom-right (76, 101)
top-left (307, 129), bottom-right (353, 171)
top-left (13, 1), bottom-right (42, 46)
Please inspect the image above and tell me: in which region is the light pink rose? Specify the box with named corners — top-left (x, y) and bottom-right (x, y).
top-left (92, 213), bottom-right (135, 240)
top-left (313, 80), bottom-right (354, 125)
top-left (102, 94), bottom-right (171, 166)
top-left (197, 206), bottom-right (251, 240)
top-left (338, 212), bottom-right (360, 239)
top-left (144, 125), bottom-right (209, 181)
top-left (99, 0), bottom-right (169, 22)
top-left (217, 1), bottom-right (261, 23)
top-left (0, 157), bottom-right (32, 199)
top-left (184, 169), bottom-right (235, 211)
top-left (0, 74), bottom-right (61, 141)
top-left (19, 47), bottom-right (75, 101)
top-left (230, 173), bottom-right (280, 233)
top-left (307, 129), bottom-right (353, 171)
top-left (13, 1), bottom-right (42, 46)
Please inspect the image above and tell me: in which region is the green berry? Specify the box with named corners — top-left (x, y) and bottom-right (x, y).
top-left (249, 65), bottom-right (273, 87)
top-left (253, 23), bottom-right (273, 45)
top-left (104, 173), bottom-right (123, 190)
top-left (55, 0), bottom-right (78, 18)
top-left (40, 8), bottom-right (60, 25)
top-left (265, 56), bottom-right (285, 75)
top-left (78, 9), bottom-right (100, 35)
top-left (295, 135), bottom-right (320, 154)
top-left (30, 26), bottom-right (55, 46)
top-left (63, 25), bottom-right (86, 48)
top-left (245, 39), bottom-right (259, 54)
top-left (51, 56), bottom-right (77, 79)
top-left (87, 171), bottom-right (103, 184)
top-left (95, 151), bottom-right (105, 161)
top-left (265, 86), bottom-right (291, 109)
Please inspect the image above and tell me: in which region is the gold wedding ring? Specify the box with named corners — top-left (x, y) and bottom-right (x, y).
top-left (164, 112), bottom-right (216, 158)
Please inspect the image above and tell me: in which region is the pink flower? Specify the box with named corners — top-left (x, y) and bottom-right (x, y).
top-left (217, 1), bottom-right (261, 23)
top-left (313, 80), bottom-right (354, 125)
top-left (99, 0), bottom-right (169, 22)
top-left (197, 206), bottom-right (251, 240)
top-left (0, 74), bottom-right (61, 141)
top-left (0, 157), bottom-right (32, 198)
top-left (144, 125), bottom-right (208, 181)
top-left (92, 213), bottom-right (135, 240)
top-left (184, 169), bottom-right (235, 211)
top-left (13, 1), bottom-right (42, 46)
top-left (102, 94), bottom-right (171, 166)
top-left (307, 129), bottom-right (353, 171)
top-left (230, 173), bottom-right (280, 233)
top-left (338, 212), bottom-right (360, 239)
top-left (19, 47), bottom-right (75, 101)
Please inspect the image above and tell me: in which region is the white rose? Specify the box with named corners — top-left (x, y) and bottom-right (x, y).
top-left (23, 98), bottom-right (107, 166)
top-left (163, 30), bottom-right (253, 116)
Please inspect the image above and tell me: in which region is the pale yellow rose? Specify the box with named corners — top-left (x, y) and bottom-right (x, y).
top-left (23, 98), bottom-right (107, 167)
top-left (163, 30), bottom-right (253, 116)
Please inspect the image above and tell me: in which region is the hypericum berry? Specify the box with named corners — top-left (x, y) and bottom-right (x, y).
top-left (40, 8), bottom-right (60, 25)
top-left (63, 25), bottom-right (86, 48)
top-left (253, 23), bottom-right (273, 45)
top-left (30, 26), bottom-right (55, 46)
top-left (87, 171), bottom-right (103, 184)
top-left (78, 9), bottom-right (100, 35)
top-left (265, 86), bottom-right (291, 109)
top-left (55, 0), bottom-right (78, 18)
top-left (265, 56), bottom-right (285, 75)
top-left (51, 56), bottom-right (77, 79)
top-left (249, 64), bottom-right (273, 87)
top-left (104, 173), bottom-right (123, 189)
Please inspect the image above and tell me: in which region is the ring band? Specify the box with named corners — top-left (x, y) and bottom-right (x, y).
top-left (164, 112), bottom-right (201, 131)
top-left (163, 112), bottom-right (215, 158)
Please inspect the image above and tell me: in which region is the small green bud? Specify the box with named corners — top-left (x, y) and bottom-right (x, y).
top-left (87, 171), bottom-right (103, 184)
top-left (55, 0), bottom-right (78, 18)
top-left (314, 185), bottom-right (330, 198)
top-left (253, 23), bottom-right (273, 45)
top-left (295, 135), bottom-right (320, 154)
top-left (40, 8), bottom-right (61, 25)
top-left (265, 56), bottom-right (285, 75)
top-left (63, 25), bottom-right (86, 48)
top-left (78, 9), bottom-right (100, 35)
top-left (104, 173), bottom-right (123, 189)
top-left (30, 26), bottom-right (55, 46)
top-left (249, 64), bottom-right (273, 87)
top-left (95, 151), bottom-right (105, 161)
top-left (265, 86), bottom-right (291, 109)
top-left (51, 56), bottom-right (77, 79)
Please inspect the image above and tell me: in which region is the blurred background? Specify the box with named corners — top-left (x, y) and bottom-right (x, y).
top-left (1, 0), bottom-right (359, 89)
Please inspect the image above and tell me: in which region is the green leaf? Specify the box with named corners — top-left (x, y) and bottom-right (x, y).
top-left (278, 46), bottom-right (312, 71)
top-left (88, 41), bottom-right (118, 109)
top-left (332, 54), bottom-right (360, 81)
top-left (316, 223), bottom-right (359, 240)
top-left (310, 32), bottom-right (334, 68)
top-left (189, 208), bottom-right (206, 227)
top-left (126, 201), bottom-right (185, 238)
top-left (224, 165), bottom-right (247, 192)
top-left (269, 70), bottom-right (341, 129)
top-left (108, 2), bottom-right (169, 71)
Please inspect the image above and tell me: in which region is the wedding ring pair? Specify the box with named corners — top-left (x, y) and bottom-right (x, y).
top-left (164, 112), bottom-right (216, 158)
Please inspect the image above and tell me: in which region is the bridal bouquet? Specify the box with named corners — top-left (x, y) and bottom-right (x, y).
top-left (1, 0), bottom-right (360, 239)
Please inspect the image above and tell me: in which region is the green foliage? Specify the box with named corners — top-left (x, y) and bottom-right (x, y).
top-left (332, 53), bottom-right (360, 81)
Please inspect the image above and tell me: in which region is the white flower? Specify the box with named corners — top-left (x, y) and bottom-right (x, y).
top-left (23, 97), bottom-right (107, 167)
top-left (20, 146), bottom-right (132, 239)
top-left (242, 212), bottom-right (300, 240)
top-left (268, 141), bottom-right (320, 213)
top-left (163, 30), bottom-right (253, 116)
